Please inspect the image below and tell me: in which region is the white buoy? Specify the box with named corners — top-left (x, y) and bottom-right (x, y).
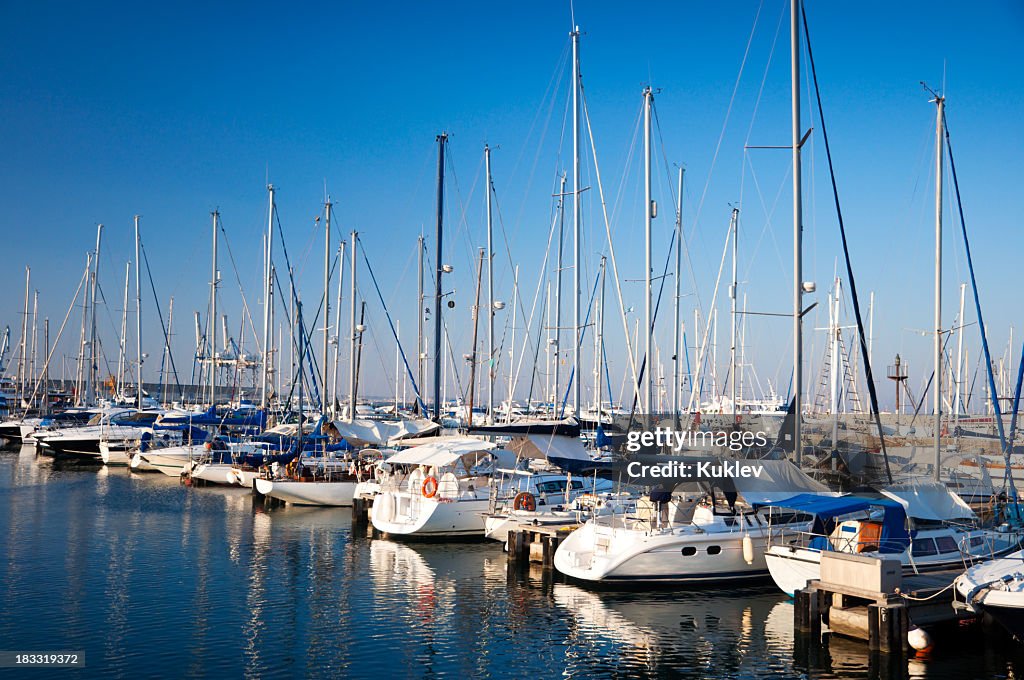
top-left (742, 533), bottom-right (754, 565)
top-left (908, 625), bottom-right (933, 652)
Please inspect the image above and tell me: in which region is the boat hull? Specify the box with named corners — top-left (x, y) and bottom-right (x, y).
top-left (371, 492), bottom-right (489, 538)
top-left (255, 478), bottom-right (358, 506)
top-left (554, 522), bottom-right (769, 583)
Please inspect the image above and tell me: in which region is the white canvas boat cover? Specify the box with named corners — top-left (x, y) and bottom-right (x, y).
top-left (728, 459), bottom-right (835, 505)
top-left (384, 437), bottom-right (495, 468)
top-left (509, 434), bottom-right (591, 462)
top-left (880, 481), bottom-right (976, 521)
top-left (331, 418), bottom-right (440, 446)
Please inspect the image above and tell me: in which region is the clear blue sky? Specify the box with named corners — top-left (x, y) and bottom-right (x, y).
top-left (1, 1), bottom-right (1021, 411)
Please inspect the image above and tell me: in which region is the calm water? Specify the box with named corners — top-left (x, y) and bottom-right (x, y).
top-left (2, 445), bottom-right (1023, 679)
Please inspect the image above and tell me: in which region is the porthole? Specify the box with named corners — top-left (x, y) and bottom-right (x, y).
top-left (707, 545), bottom-right (722, 555)
top-left (681, 546), bottom-right (697, 556)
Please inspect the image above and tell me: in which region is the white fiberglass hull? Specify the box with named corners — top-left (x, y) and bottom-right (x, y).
top-left (232, 468), bottom-right (261, 488)
top-left (190, 463), bottom-right (239, 485)
top-left (254, 478), bottom-right (357, 506)
top-left (371, 491), bottom-right (489, 538)
top-left (141, 445), bottom-right (205, 477)
top-left (99, 441), bottom-right (133, 466)
top-left (554, 521), bottom-right (769, 583)
top-left (766, 532), bottom-right (1023, 597)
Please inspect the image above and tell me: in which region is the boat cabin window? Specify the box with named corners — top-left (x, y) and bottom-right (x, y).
top-left (681, 546), bottom-right (697, 556)
top-left (911, 538), bottom-right (937, 557)
top-left (934, 536), bottom-right (959, 554)
top-left (707, 546), bottom-right (722, 555)
top-left (87, 413), bottom-right (104, 426)
top-left (969, 536), bottom-right (985, 548)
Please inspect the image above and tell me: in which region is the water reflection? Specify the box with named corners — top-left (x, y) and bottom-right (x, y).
top-left (5, 448), bottom-right (1024, 679)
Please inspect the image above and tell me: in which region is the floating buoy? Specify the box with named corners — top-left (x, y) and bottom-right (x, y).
top-left (908, 625), bottom-right (933, 653)
top-left (742, 533), bottom-right (754, 565)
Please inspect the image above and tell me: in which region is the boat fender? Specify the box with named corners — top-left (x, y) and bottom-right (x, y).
top-left (907, 626), bottom-right (933, 653)
top-left (742, 533), bottom-right (754, 565)
top-left (513, 492), bottom-right (537, 512)
top-left (422, 476), bottom-right (439, 498)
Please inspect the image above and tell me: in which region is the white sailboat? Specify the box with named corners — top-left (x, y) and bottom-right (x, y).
top-left (762, 482), bottom-right (1022, 596)
top-left (370, 437), bottom-right (498, 538)
top-left (553, 459), bottom-right (829, 583)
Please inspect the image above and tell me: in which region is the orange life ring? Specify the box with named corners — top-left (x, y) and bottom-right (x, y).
top-left (422, 476), bottom-right (439, 498)
top-left (513, 491), bottom-right (537, 512)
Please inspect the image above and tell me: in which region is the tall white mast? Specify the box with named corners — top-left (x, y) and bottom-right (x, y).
top-left (791, 0), bottom-right (804, 465)
top-left (261, 185), bottom-right (275, 410)
top-left (643, 85), bottom-right (654, 415)
top-left (75, 255), bottom-right (90, 404)
top-left (117, 261), bottom-right (130, 396)
top-left (135, 216), bottom-right (143, 409)
top-left (555, 172), bottom-right (566, 414)
top-left (331, 241), bottom-right (345, 417)
top-left (349, 230), bottom-right (358, 421)
top-left (86, 224), bottom-right (103, 406)
top-left (29, 290), bottom-right (38, 399)
top-left (416, 234), bottom-right (424, 413)
top-left (323, 197), bottom-right (332, 416)
top-left (598, 256), bottom-right (607, 424)
top-left (673, 167), bottom-right (684, 426)
top-left (210, 211), bottom-right (219, 406)
top-left (729, 208), bottom-right (739, 419)
top-left (932, 93), bottom-right (945, 481)
top-left (485, 144), bottom-right (495, 418)
top-left (571, 26), bottom-right (582, 415)
top-left (18, 267), bottom-right (30, 398)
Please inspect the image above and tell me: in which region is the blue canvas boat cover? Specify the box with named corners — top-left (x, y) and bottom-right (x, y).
top-left (759, 493), bottom-right (910, 554)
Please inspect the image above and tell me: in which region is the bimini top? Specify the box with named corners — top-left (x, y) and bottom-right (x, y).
top-left (384, 437), bottom-right (496, 468)
top-left (759, 493), bottom-right (911, 554)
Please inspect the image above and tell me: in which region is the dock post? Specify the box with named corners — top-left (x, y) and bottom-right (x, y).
top-left (541, 533), bottom-right (563, 570)
top-left (507, 530), bottom-right (530, 568)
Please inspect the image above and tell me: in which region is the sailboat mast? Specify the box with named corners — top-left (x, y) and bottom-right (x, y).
top-left (643, 85), bottom-right (654, 415)
top-left (332, 241), bottom-right (345, 417)
top-left (730, 207), bottom-right (739, 419)
top-left (323, 197), bottom-right (332, 416)
top-left (791, 0), bottom-right (804, 465)
top-left (571, 27), bottom-right (582, 415)
top-left (135, 216), bottom-right (143, 410)
top-left (598, 256), bottom-right (607, 424)
top-left (18, 266), bottom-right (29, 398)
top-left (349, 230), bottom-right (358, 421)
top-left (76, 255), bottom-right (89, 405)
top-left (433, 133), bottom-right (447, 421)
top-left (555, 172), bottom-right (565, 415)
top-left (118, 261), bottom-right (130, 397)
top-left (87, 224), bottom-right (103, 406)
top-left (261, 185), bottom-right (274, 410)
top-left (210, 211), bottom-right (219, 406)
top-left (485, 145), bottom-right (495, 418)
top-left (417, 234), bottom-right (425, 414)
top-left (673, 167), bottom-right (684, 426)
top-left (43, 318), bottom-right (49, 415)
top-left (933, 93), bottom-right (945, 481)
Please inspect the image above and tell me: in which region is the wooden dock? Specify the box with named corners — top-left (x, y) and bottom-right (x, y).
top-left (506, 523), bottom-right (576, 570)
top-left (794, 553), bottom-right (973, 657)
